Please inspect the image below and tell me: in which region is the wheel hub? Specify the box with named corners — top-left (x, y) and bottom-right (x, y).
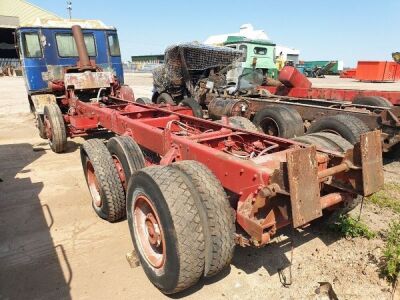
top-left (145, 213), bottom-right (162, 246)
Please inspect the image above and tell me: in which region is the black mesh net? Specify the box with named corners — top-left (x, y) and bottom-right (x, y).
top-left (153, 42), bottom-right (243, 93)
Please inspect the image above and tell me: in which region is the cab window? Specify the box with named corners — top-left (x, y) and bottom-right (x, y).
top-left (239, 44), bottom-right (247, 62)
top-left (55, 33), bottom-right (96, 57)
top-left (22, 32), bottom-right (42, 58)
top-left (254, 47), bottom-right (267, 55)
top-left (107, 33), bottom-right (121, 56)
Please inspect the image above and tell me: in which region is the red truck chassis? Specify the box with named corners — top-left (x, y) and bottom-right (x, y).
top-left (67, 95), bottom-right (382, 244)
top-left (36, 26), bottom-right (384, 294)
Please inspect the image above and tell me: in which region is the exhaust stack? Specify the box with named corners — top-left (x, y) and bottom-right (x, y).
top-left (71, 25), bottom-right (91, 68)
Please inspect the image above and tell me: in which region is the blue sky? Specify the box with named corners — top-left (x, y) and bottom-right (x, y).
top-left (30, 0), bottom-right (398, 67)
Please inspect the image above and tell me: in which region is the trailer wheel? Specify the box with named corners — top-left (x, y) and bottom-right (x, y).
top-left (252, 106), bottom-right (304, 138)
top-left (293, 132), bottom-right (353, 152)
top-left (156, 92), bottom-right (176, 105)
top-left (228, 116), bottom-right (260, 132)
top-left (43, 104), bottom-right (67, 153)
top-left (107, 136), bottom-right (146, 190)
top-left (81, 139), bottom-right (126, 222)
top-left (180, 97), bottom-right (203, 118)
top-left (37, 115), bottom-right (47, 139)
top-left (126, 166), bottom-right (205, 294)
top-left (135, 97), bottom-right (153, 105)
top-left (172, 160), bottom-right (235, 277)
top-left (353, 96), bottom-right (393, 107)
top-left (307, 114), bottom-right (369, 145)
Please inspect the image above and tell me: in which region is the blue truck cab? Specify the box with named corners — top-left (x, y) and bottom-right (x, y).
top-left (15, 18), bottom-right (123, 115)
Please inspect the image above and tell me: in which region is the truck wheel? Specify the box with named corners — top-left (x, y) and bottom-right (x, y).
top-left (37, 115), bottom-right (47, 139)
top-left (228, 116), bottom-right (260, 132)
top-left (156, 92), bottom-right (176, 105)
top-left (135, 97), bottom-right (153, 105)
top-left (293, 132), bottom-right (353, 152)
top-left (307, 114), bottom-right (369, 145)
top-left (81, 139), bottom-right (126, 222)
top-left (126, 166), bottom-right (205, 294)
top-left (353, 96), bottom-right (393, 107)
top-left (172, 161), bottom-right (235, 277)
top-left (252, 106), bottom-right (304, 138)
top-left (43, 104), bottom-right (67, 153)
top-left (107, 136), bottom-right (146, 190)
top-left (180, 97), bottom-right (203, 118)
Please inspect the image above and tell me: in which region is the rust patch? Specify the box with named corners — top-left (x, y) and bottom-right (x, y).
top-left (360, 130), bottom-right (384, 196)
top-left (64, 71), bottom-right (113, 90)
top-left (286, 146), bottom-right (322, 228)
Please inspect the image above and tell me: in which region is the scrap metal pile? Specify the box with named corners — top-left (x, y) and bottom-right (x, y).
top-left (153, 42), bottom-right (242, 95)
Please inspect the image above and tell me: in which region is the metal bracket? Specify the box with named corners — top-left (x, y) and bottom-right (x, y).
top-left (286, 146), bottom-right (322, 228)
top-left (360, 130), bottom-right (384, 196)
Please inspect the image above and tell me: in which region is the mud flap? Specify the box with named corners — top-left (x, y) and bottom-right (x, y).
top-left (360, 130), bottom-right (384, 196)
top-left (287, 146), bottom-right (322, 228)
top-left (31, 94), bottom-right (56, 114)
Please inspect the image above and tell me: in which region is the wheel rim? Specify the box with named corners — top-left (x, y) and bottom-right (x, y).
top-left (44, 115), bottom-right (53, 141)
top-left (133, 194), bottom-right (166, 269)
top-left (86, 160), bottom-right (102, 207)
top-left (112, 155), bottom-right (126, 189)
top-left (260, 117), bottom-right (280, 136)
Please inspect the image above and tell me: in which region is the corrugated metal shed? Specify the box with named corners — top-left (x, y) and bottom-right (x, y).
top-left (0, 0), bottom-right (61, 27)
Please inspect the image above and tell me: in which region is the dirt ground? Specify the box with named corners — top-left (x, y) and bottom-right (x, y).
top-left (0, 75), bottom-right (399, 300)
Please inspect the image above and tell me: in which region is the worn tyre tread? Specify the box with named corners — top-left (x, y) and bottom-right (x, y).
top-left (81, 139), bottom-right (126, 222)
top-left (172, 161), bottom-right (235, 277)
top-left (138, 166), bottom-right (206, 293)
top-left (307, 114), bottom-right (369, 145)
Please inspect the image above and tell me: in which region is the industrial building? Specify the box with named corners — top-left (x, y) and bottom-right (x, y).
top-left (0, 0), bottom-right (60, 72)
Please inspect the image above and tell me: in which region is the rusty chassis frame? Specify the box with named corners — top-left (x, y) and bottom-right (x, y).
top-left (223, 94), bottom-right (400, 152)
top-left (65, 93), bottom-right (383, 247)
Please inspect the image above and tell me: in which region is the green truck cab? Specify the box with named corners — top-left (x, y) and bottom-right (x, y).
top-left (224, 36), bottom-right (278, 79)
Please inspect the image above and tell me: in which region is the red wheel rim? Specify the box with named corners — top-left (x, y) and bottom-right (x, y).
top-left (86, 160), bottom-right (101, 207)
top-left (260, 117), bottom-right (279, 136)
top-left (44, 115), bottom-right (52, 140)
top-left (112, 155), bottom-right (126, 189)
top-left (133, 195), bottom-right (166, 268)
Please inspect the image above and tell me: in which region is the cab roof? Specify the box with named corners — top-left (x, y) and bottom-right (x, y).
top-left (18, 18), bottom-right (115, 30)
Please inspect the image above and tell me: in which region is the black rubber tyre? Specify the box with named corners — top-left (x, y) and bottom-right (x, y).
top-left (353, 96), bottom-right (393, 107)
top-left (171, 161), bottom-right (235, 277)
top-left (80, 139), bottom-right (126, 222)
top-left (37, 115), bottom-right (47, 139)
top-left (307, 114), bottom-right (369, 145)
top-left (126, 166), bottom-right (205, 294)
top-left (279, 106), bottom-right (304, 137)
top-left (135, 97), bottom-right (153, 105)
top-left (252, 106), bottom-right (304, 138)
top-left (180, 97), bottom-right (203, 118)
top-left (156, 92), bottom-right (176, 105)
top-left (293, 132), bottom-right (353, 152)
top-left (228, 116), bottom-right (260, 132)
top-left (43, 104), bottom-right (67, 153)
top-left (107, 136), bottom-right (146, 190)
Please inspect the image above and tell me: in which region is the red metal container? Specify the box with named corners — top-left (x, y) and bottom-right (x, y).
top-left (278, 66), bottom-right (312, 88)
top-left (355, 61), bottom-right (399, 82)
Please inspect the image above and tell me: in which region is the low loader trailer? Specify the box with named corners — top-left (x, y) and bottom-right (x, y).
top-left (19, 25), bottom-right (384, 294)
